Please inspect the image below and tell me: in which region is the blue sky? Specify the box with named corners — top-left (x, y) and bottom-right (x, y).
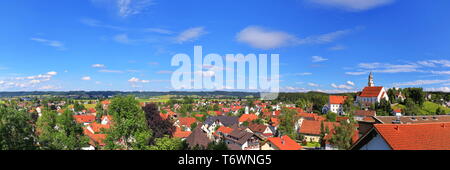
top-left (0, 0), bottom-right (449, 92)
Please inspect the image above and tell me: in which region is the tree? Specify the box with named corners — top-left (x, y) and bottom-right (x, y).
top-left (149, 135), bottom-right (184, 150)
top-left (278, 108), bottom-right (298, 139)
top-left (143, 103), bottom-right (175, 144)
top-left (405, 88), bottom-right (425, 106)
top-left (36, 110), bottom-right (88, 150)
top-left (329, 121), bottom-right (355, 150)
top-left (319, 121), bottom-right (330, 145)
top-left (104, 96), bottom-right (152, 150)
top-left (0, 106), bottom-right (37, 150)
top-left (73, 102), bottom-right (85, 112)
top-left (342, 96), bottom-right (355, 114)
top-left (207, 140), bottom-right (229, 150)
top-left (326, 112), bottom-right (337, 122)
top-left (436, 107), bottom-right (446, 115)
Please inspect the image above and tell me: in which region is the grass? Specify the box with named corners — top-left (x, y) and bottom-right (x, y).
top-left (421, 101), bottom-right (450, 114)
top-left (302, 142), bottom-right (320, 148)
top-left (391, 102), bottom-right (450, 115)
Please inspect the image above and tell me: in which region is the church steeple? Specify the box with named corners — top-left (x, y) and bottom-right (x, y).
top-left (368, 72), bottom-right (374, 87)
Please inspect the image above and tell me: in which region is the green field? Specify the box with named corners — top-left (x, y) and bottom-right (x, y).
top-left (392, 102), bottom-right (450, 115)
top-left (422, 101), bottom-right (450, 114)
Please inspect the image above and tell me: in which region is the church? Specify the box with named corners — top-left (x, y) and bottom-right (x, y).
top-left (356, 72), bottom-right (389, 106)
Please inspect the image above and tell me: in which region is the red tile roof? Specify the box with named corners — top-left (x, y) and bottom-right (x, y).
top-left (89, 122), bottom-right (110, 133)
top-left (178, 117), bottom-right (197, 127)
top-left (239, 114), bottom-right (258, 123)
top-left (101, 100), bottom-right (111, 105)
top-left (173, 127), bottom-right (192, 138)
top-left (329, 96), bottom-right (348, 105)
top-left (83, 128), bottom-right (107, 146)
top-left (73, 115), bottom-right (96, 124)
top-left (267, 135), bottom-right (302, 150)
top-left (299, 120), bottom-right (339, 135)
top-left (374, 123), bottom-right (450, 150)
top-left (359, 86), bottom-right (384, 97)
top-left (297, 112), bottom-right (326, 121)
top-left (216, 126), bottom-right (233, 134)
top-left (270, 118), bottom-right (279, 127)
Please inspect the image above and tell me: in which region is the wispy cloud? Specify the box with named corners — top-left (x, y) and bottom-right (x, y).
top-left (426, 87), bottom-right (450, 92)
top-left (393, 79), bottom-right (450, 87)
top-left (306, 0), bottom-right (394, 12)
top-left (0, 71), bottom-right (58, 90)
top-left (347, 81), bottom-right (355, 86)
top-left (236, 26), bottom-right (356, 49)
top-left (308, 82), bottom-right (320, 87)
top-left (91, 0), bottom-right (154, 18)
top-left (312, 56), bottom-right (328, 62)
top-left (175, 27), bottom-right (207, 43)
top-left (99, 69), bottom-right (125, 73)
top-left (331, 83), bottom-right (354, 90)
top-left (80, 18), bottom-right (125, 31)
top-left (144, 28), bottom-right (173, 34)
top-left (92, 64), bottom-right (106, 68)
top-left (30, 37), bottom-right (66, 50)
top-left (236, 26), bottom-right (299, 49)
top-left (81, 76), bottom-right (92, 81)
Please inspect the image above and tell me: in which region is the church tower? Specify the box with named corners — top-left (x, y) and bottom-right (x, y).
top-left (368, 72), bottom-right (374, 87)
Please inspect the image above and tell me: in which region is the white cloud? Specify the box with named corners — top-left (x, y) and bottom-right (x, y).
top-left (92, 64), bottom-right (106, 68)
top-left (145, 28), bottom-right (173, 34)
top-left (331, 83), bottom-right (353, 90)
top-left (47, 71), bottom-right (58, 76)
top-left (393, 79), bottom-right (450, 86)
top-left (117, 0), bottom-right (153, 17)
top-left (0, 71), bottom-right (58, 90)
top-left (308, 83), bottom-right (320, 87)
top-left (236, 26), bottom-right (298, 49)
top-left (175, 27), bottom-right (206, 43)
top-left (236, 26), bottom-right (356, 49)
top-left (312, 56), bottom-right (328, 62)
top-left (114, 34), bottom-right (131, 44)
top-left (329, 45), bottom-right (346, 51)
top-left (425, 87), bottom-right (450, 92)
top-left (299, 29), bottom-right (353, 44)
top-left (307, 0), bottom-right (394, 11)
top-left (39, 85), bottom-right (60, 90)
top-left (30, 38), bottom-right (65, 50)
top-left (128, 77), bottom-right (150, 83)
top-left (431, 71), bottom-right (450, 75)
top-left (99, 69), bottom-right (125, 73)
top-left (81, 76), bottom-right (92, 81)
top-left (346, 81), bottom-right (355, 86)
top-left (347, 62), bottom-right (421, 75)
top-left (295, 72), bottom-right (313, 76)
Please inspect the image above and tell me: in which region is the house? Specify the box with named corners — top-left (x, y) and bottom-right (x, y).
top-left (201, 116), bottom-right (239, 138)
top-left (186, 123), bottom-right (211, 149)
top-left (261, 135), bottom-right (302, 150)
top-left (246, 124), bottom-right (274, 138)
top-left (353, 110), bottom-right (376, 122)
top-left (324, 96), bottom-right (348, 115)
top-left (73, 115), bottom-right (96, 126)
top-left (373, 115), bottom-right (450, 124)
top-left (174, 117), bottom-right (197, 131)
top-left (356, 72), bottom-right (389, 106)
top-left (392, 109), bottom-right (402, 116)
top-left (173, 127), bottom-right (192, 140)
top-left (223, 128), bottom-right (261, 150)
top-left (298, 120), bottom-right (339, 143)
top-left (351, 122), bottom-right (450, 150)
top-left (238, 114), bottom-right (258, 125)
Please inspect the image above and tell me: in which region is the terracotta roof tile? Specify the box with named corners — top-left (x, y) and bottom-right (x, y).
top-left (375, 123), bottom-right (450, 150)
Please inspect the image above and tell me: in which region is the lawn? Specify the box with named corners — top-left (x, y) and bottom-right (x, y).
top-left (302, 142), bottom-right (321, 148)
